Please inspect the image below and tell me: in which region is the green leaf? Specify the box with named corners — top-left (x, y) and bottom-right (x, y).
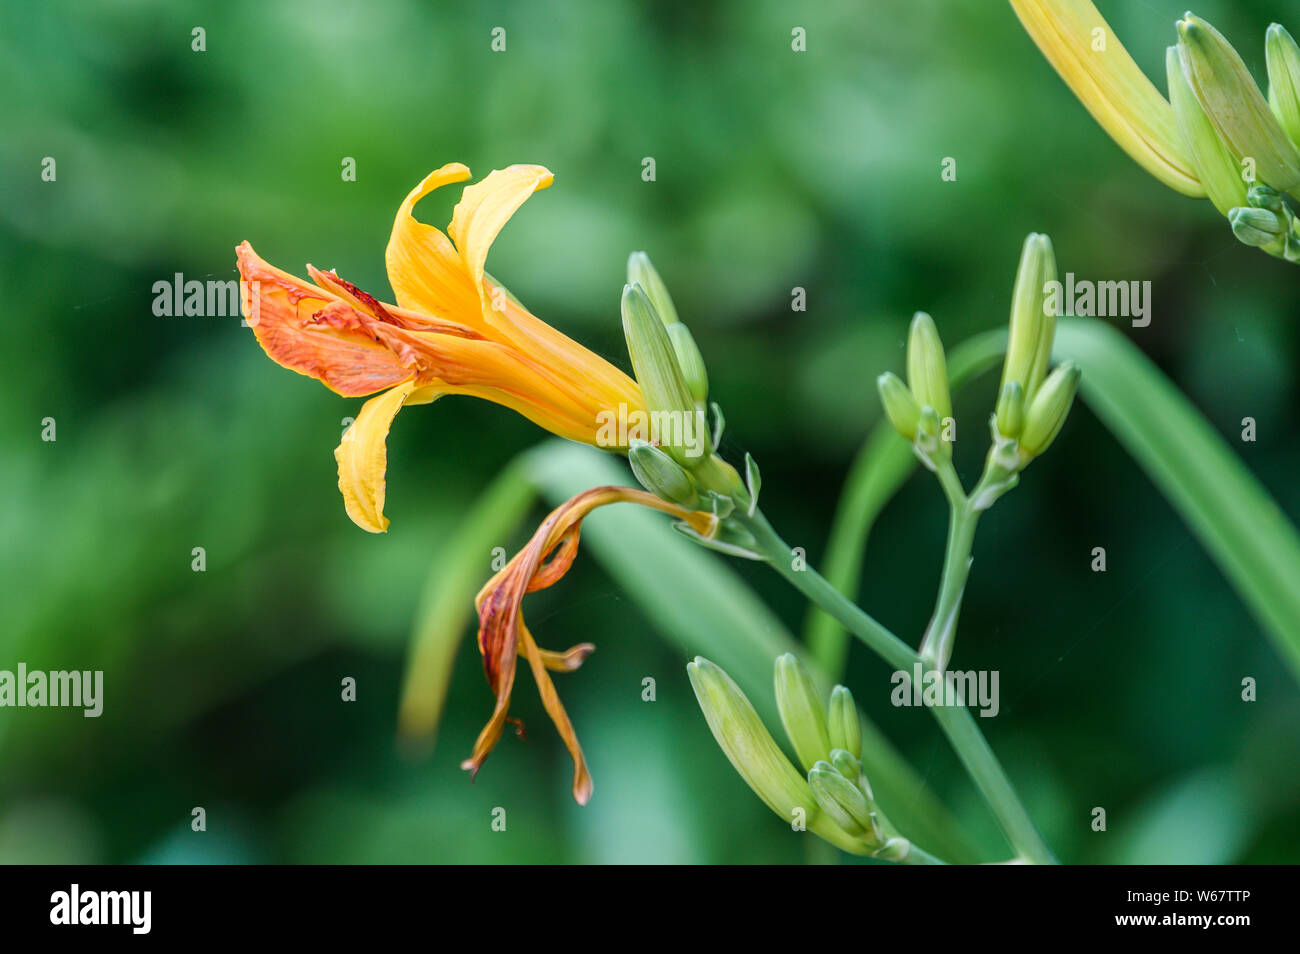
top-left (522, 440), bottom-right (979, 862)
top-left (396, 458), bottom-right (537, 749)
top-left (1055, 318), bottom-right (1300, 680)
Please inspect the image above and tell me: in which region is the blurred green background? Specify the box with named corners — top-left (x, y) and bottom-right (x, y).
top-left (1, 0), bottom-right (1297, 864)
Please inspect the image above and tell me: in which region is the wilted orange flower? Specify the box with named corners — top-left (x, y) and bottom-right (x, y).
top-left (236, 163), bottom-right (645, 532)
top-left (466, 485), bottom-right (717, 804)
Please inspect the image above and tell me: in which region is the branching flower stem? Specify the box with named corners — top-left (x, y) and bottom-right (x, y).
top-left (736, 504), bottom-right (1056, 865)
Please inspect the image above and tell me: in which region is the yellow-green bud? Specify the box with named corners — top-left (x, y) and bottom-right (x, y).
top-left (1002, 233), bottom-right (1057, 403)
top-left (621, 283), bottom-right (698, 465)
top-left (1267, 24), bottom-right (1300, 150)
top-left (1230, 207), bottom-right (1286, 247)
top-left (827, 686), bottom-right (862, 760)
top-left (774, 653), bottom-right (830, 772)
top-left (1167, 45), bottom-right (1250, 216)
top-left (829, 748), bottom-right (862, 782)
top-left (666, 323), bottom-right (708, 405)
top-left (994, 380), bottom-right (1026, 440)
top-left (1178, 14), bottom-right (1300, 192)
top-left (627, 253), bottom-right (707, 402)
top-left (688, 657), bottom-right (867, 855)
top-left (687, 657), bottom-right (815, 820)
top-left (808, 761), bottom-right (874, 836)
top-left (626, 251), bottom-right (680, 326)
top-left (906, 312), bottom-right (952, 424)
top-left (1020, 361), bottom-right (1081, 459)
top-left (628, 439), bottom-right (698, 507)
top-left (877, 372), bottom-right (921, 441)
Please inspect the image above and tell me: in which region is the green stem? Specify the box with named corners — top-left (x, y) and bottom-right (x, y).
top-left (802, 330), bottom-right (1009, 680)
top-left (919, 463), bottom-right (981, 670)
top-left (899, 843), bottom-right (947, 865)
top-left (740, 509), bottom-right (1056, 865)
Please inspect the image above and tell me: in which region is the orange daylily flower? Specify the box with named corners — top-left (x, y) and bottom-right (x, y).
top-left (465, 485), bottom-right (717, 804)
top-left (236, 163), bottom-right (645, 532)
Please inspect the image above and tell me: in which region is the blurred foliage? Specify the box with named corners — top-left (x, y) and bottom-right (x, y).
top-left (0, 0), bottom-right (1297, 863)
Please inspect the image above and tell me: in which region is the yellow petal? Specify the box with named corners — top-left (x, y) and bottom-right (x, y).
top-left (447, 164), bottom-right (555, 326)
top-left (1010, 0), bottom-right (1205, 197)
top-left (385, 163), bottom-right (481, 322)
top-left (335, 379), bottom-right (440, 533)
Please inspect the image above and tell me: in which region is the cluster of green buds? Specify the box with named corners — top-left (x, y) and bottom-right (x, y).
top-left (1170, 16), bottom-right (1300, 262)
top-left (876, 312), bottom-right (953, 473)
top-left (876, 234), bottom-right (1080, 511)
top-left (1013, 3), bottom-right (1300, 265)
top-left (984, 233), bottom-right (1081, 502)
top-left (619, 254), bottom-right (756, 516)
top-left (687, 653), bottom-right (922, 861)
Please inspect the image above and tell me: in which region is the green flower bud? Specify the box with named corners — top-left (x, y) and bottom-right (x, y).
top-left (877, 372), bottom-right (921, 441)
top-left (774, 653), bottom-right (830, 772)
top-left (1267, 24), bottom-right (1300, 150)
top-left (914, 404), bottom-right (947, 466)
top-left (1167, 45), bottom-right (1250, 216)
top-left (626, 251), bottom-right (680, 326)
top-left (1002, 233), bottom-right (1057, 403)
top-left (1230, 207), bottom-right (1286, 247)
top-left (1020, 361), bottom-right (1081, 459)
top-left (808, 761), bottom-right (874, 837)
top-left (828, 748), bottom-right (862, 783)
top-left (906, 312), bottom-right (951, 424)
top-left (827, 686), bottom-right (862, 760)
top-left (687, 657), bottom-right (815, 820)
top-left (666, 323), bottom-right (708, 405)
top-left (994, 380), bottom-right (1026, 440)
top-left (1178, 14), bottom-right (1300, 192)
top-left (621, 283), bottom-right (698, 466)
top-left (688, 657), bottom-right (867, 855)
top-left (628, 438), bottom-right (698, 507)
top-left (1248, 184), bottom-right (1286, 215)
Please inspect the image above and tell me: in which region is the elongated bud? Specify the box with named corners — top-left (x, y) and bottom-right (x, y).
top-left (628, 439), bottom-right (698, 507)
top-left (689, 657), bottom-right (869, 855)
top-left (774, 653), bottom-right (830, 772)
top-left (622, 283), bottom-right (698, 465)
top-left (1230, 207), bottom-right (1285, 247)
top-left (627, 254), bottom-right (708, 403)
top-left (666, 323), bottom-right (709, 404)
top-left (1167, 45), bottom-right (1250, 216)
top-left (877, 372), bottom-right (921, 441)
top-left (1002, 233), bottom-right (1057, 402)
top-left (1267, 24), bottom-right (1300, 150)
top-left (1178, 14), bottom-right (1300, 192)
top-left (994, 380), bottom-right (1026, 440)
top-left (1020, 361), bottom-right (1080, 459)
top-left (627, 251), bottom-right (680, 326)
top-left (687, 658), bottom-right (814, 819)
top-left (808, 761), bottom-right (873, 836)
top-left (827, 686), bottom-right (862, 760)
top-left (1024, 240), bottom-right (1059, 398)
top-left (906, 312), bottom-right (951, 424)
